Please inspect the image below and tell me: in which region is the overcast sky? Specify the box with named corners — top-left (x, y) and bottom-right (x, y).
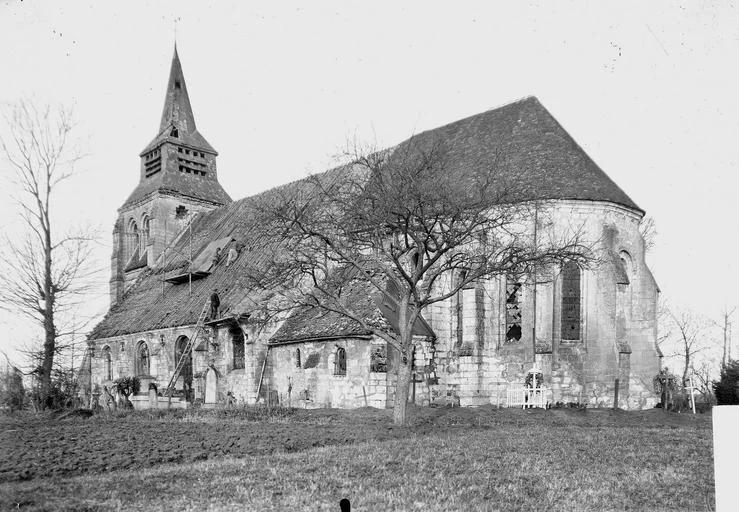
top-left (1, 1), bottom-right (738, 364)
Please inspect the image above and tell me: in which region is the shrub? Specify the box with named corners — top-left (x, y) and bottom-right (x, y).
top-left (525, 371), bottom-right (544, 389)
top-left (114, 376), bottom-right (141, 396)
top-left (113, 376), bottom-right (140, 409)
top-left (713, 360), bottom-right (739, 405)
top-left (653, 368), bottom-right (680, 409)
top-left (0, 366), bottom-right (26, 412)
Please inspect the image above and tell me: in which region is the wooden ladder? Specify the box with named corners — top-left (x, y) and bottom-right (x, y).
top-left (163, 300), bottom-right (210, 399)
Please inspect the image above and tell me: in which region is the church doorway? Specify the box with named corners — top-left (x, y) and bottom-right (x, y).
top-left (174, 336), bottom-right (193, 402)
top-left (205, 369), bottom-right (218, 404)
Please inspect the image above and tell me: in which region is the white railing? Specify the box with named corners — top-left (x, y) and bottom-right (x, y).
top-left (506, 387), bottom-right (549, 409)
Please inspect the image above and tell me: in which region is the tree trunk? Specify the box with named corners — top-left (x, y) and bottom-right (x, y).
top-left (40, 223), bottom-right (55, 409)
top-left (393, 353), bottom-right (413, 425)
top-left (683, 348), bottom-right (689, 388)
top-left (40, 322), bottom-right (55, 408)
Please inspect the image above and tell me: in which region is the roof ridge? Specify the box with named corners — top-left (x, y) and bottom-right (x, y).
top-left (400, 96), bottom-right (536, 143)
top-left (209, 95), bottom-right (641, 215)
top-left (520, 98), bottom-right (643, 213)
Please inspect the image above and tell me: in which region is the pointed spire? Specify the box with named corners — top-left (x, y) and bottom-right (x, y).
top-left (159, 46), bottom-right (197, 135)
top-left (141, 46), bottom-right (216, 156)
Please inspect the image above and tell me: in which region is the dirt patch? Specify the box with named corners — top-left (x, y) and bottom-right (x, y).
top-left (0, 405), bottom-right (710, 483)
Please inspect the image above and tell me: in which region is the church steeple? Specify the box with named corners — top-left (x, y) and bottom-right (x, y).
top-left (110, 46), bottom-right (231, 306)
top-left (159, 45), bottom-right (197, 137)
top-left (140, 46), bottom-right (217, 157)
top-left (125, 46), bottom-right (228, 208)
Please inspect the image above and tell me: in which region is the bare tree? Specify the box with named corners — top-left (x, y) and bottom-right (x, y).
top-left (0, 100), bottom-right (96, 408)
top-left (639, 216), bottom-right (657, 254)
top-left (691, 359), bottom-right (718, 403)
top-left (667, 310), bottom-right (714, 387)
top-left (244, 139), bottom-right (591, 425)
top-left (714, 306), bottom-right (736, 369)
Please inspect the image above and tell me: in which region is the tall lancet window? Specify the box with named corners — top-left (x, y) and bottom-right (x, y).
top-left (505, 277), bottom-right (522, 343)
top-left (135, 341), bottom-right (150, 376)
top-left (103, 346), bottom-right (112, 381)
top-left (561, 261), bottom-right (582, 341)
top-left (334, 347), bottom-right (347, 376)
top-left (127, 219), bottom-right (139, 262)
top-left (141, 214), bottom-right (151, 254)
top-left (230, 324), bottom-right (245, 370)
top-left (455, 270), bottom-right (467, 348)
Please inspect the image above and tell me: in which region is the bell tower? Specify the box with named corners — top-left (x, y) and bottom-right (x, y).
top-left (109, 45), bottom-right (232, 306)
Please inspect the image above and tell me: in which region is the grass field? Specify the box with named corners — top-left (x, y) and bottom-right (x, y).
top-left (0, 406), bottom-right (714, 511)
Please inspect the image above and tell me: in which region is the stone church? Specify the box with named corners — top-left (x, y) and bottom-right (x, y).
top-left (85, 48), bottom-right (662, 409)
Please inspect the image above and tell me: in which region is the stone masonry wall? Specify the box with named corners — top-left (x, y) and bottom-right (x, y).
top-left (110, 191), bottom-right (224, 306)
top-left (266, 337), bottom-right (388, 409)
top-left (420, 200), bottom-right (660, 409)
top-left (89, 319), bottom-right (277, 406)
top-left (94, 200), bottom-right (660, 410)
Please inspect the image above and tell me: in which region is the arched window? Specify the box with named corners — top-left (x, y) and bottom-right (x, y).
top-left (619, 251), bottom-right (633, 283)
top-left (295, 348), bottom-right (301, 368)
top-left (127, 219), bottom-right (139, 262)
top-left (141, 214), bottom-right (151, 253)
top-left (334, 347), bottom-right (346, 376)
top-left (103, 346), bottom-right (112, 381)
top-left (230, 324), bottom-right (245, 370)
top-left (561, 261), bottom-right (581, 341)
top-left (174, 336), bottom-right (193, 384)
top-left (135, 341), bottom-right (149, 376)
top-left (505, 277), bottom-right (522, 343)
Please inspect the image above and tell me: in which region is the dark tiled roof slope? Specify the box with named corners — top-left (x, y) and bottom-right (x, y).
top-left (392, 96), bottom-right (641, 212)
top-left (90, 167), bottom-right (355, 340)
top-left (122, 165), bottom-right (232, 208)
top-left (270, 272), bottom-right (435, 344)
top-left (269, 279), bottom-right (380, 344)
top-left (141, 129), bottom-right (215, 157)
top-left (91, 97), bottom-right (643, 340)
top-left (141, 46), bottom-right (216, 156)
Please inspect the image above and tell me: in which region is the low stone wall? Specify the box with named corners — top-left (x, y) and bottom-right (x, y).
top-left (129, 395), bottom-right (187, 410)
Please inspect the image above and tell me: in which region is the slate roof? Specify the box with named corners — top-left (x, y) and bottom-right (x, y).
top-left (141, 45), bottom-right (216, 156)
top-left (91, 96), bottom-right (644, 341)
top-left (90, 167), bottom-right (354, 340)
top-left (269, 278), bottom-right (383, 344)
top-left (270, 271), bottom-right (435, 345)
top-left (122, 165), bottom-right (232, 208)
top-left (391, 96), bottom-right (641, 212)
